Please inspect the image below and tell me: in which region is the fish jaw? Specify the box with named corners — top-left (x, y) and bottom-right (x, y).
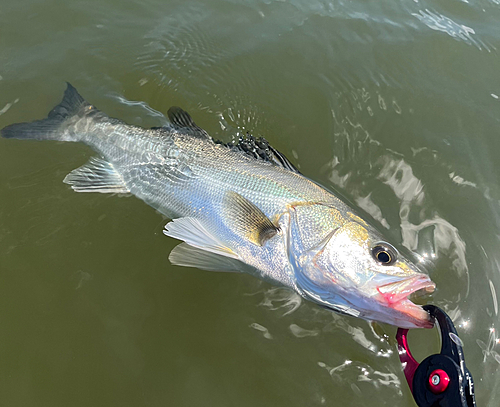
top-left (374, 275), bottom-right (436, 328)
top-left (294, 265), bottom-right (436, 328)
top-left (388, 298), bottom-right (434, 328)
top-left (294, 254), bottom-right (436, 328)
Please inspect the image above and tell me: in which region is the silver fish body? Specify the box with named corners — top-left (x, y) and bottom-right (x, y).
top-left (1, 84), bottom-right (435, 328)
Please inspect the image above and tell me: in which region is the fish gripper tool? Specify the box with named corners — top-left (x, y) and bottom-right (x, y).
top-left (396, 305), bottom-right (476, 407)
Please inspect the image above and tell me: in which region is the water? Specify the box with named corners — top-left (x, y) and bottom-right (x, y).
top-left (1, 0), bottom-right (499, 405)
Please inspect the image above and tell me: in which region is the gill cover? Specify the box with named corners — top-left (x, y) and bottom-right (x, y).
top-left (283, 202), bottom-right (364, 317)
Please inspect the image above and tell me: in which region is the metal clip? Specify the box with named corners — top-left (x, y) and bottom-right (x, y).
top-left (396, 305), bottom-right (476, 407)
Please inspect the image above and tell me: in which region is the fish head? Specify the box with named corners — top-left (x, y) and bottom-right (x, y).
top-left (285, 203), bottom-right (435, 328)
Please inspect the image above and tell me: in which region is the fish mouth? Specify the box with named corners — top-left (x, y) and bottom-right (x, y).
top-left (376, 275), bottom-right (436, 328)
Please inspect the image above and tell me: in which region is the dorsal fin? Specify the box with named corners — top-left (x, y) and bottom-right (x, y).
top-left (167, 106), bottom-right (210, 139)
top-left (167, 107), bottom-right (299, 173)
top-left (216, 134), bottom-right (300, 174)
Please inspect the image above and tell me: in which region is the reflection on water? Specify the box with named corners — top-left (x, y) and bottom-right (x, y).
top-left (289, 323), bottom-right (320, 338)
top-left (318, 359), bottom-right (402, 394)
top-left (477, 327), bottom-right (500, 364)
top-left (249, 322), bottom-right (273, 339)
top-left (255, 287), bottom-right (302, 316)
top-left (412, 9), bottom-right (489, 51)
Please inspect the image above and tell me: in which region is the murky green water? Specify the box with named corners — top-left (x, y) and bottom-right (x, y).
top-left (1, 0), bottom-right (500, 405)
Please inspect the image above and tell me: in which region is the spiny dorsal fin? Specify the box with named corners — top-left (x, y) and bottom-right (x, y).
top-left (63, 157), bottom-right (129, 193)
top-left (266, 142), bottom-right (299, 173)
top-left (167, 106), bottom-right (210, 139)
top-left (216, 134), bottom-right (300, 174)
top-left (223, 191), bottom-right (280, 246)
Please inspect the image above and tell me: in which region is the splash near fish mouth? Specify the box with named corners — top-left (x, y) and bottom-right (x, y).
top-left (377, 275), bottom-right (436, 328)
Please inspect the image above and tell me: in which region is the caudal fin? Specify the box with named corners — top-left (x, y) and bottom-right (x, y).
top-left (1, 83), bottom-right (93, 141)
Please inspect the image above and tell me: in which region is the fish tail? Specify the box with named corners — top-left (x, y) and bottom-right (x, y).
top-left (1, 83), bottom-right (95, 142)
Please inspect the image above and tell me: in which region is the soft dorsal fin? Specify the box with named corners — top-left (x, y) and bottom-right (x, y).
top-left (167, 106), bottom-right (210, 139)
top-left (223, 191), bottom-right (280, 246)
top-left (63, 157), bottom-right (129, 193)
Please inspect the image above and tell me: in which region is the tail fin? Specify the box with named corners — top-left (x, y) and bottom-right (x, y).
top-left (1, 83), bottom-right (92, 141)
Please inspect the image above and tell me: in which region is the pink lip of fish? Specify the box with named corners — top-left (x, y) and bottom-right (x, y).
top-left (377, 276), bottom-right (436, 328)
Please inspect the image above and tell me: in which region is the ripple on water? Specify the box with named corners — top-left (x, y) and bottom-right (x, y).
top-left (317, 359), bottom-right (402, 394)
top-left (249, 322), bottom-right (273, 339)
top-left (476, 326), bottom-right (500, 364)
top-left (255, 287), bottom-right (302, 316)
top-left (412, 9), bottom-right (490, 51)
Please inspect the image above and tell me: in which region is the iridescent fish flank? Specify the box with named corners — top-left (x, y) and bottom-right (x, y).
top-left (0, 84), bottom-right (435, 328)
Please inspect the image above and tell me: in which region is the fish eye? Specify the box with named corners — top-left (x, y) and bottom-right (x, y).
top-left (371, 243), bottom-right (397, 265)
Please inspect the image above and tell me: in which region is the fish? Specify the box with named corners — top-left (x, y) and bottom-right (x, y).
top-left (0, 83), bottom-right (435, 328)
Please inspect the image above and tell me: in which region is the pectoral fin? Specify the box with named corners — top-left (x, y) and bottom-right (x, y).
top-left (223, 191), bottom-right (280, 246)
top-left (63, 157), bottom-right (129, 193)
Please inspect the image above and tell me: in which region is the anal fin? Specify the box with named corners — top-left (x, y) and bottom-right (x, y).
top-left (163, 217), bottom-right (238, 259)
top-left (63, 157), bottom-right (129, 193)
top-left (169, 243), bottom-right (248, 272)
